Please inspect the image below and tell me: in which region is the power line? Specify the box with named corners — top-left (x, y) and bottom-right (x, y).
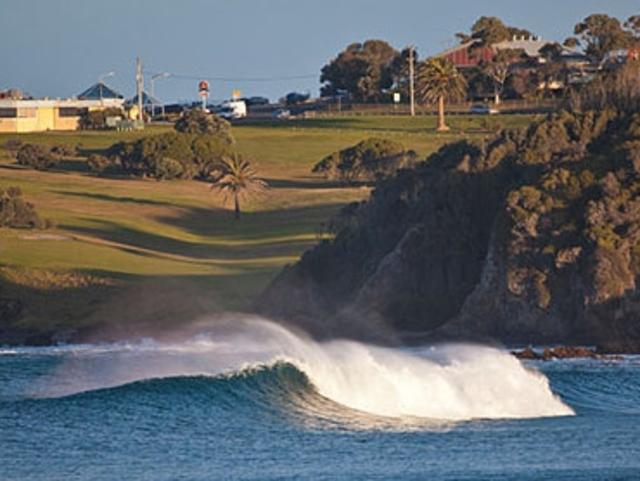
top-left (144, 70), bottom-right (318, 83)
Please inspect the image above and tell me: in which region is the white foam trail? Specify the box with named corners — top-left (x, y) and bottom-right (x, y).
top-left (28, 317), bottom-right (573, 420)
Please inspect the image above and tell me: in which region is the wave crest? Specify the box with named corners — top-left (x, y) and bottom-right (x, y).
top-left (25, 317), bottom-right (573, 421)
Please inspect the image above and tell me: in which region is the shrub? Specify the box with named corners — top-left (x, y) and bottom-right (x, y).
top-left (16, 144), bottom-right (59, 170)
top-left (3, 139), bottom-right (23, 153)
top-left (107, 132), bottom-right (233, 180)
top-left (86, 154), bottom-right (111, 174)
top-left (0, 187), bottom-right (51, 229)
top-left (50, 144), bottom-right (77, 158)
top-left (174, 109), bottom-right (233, 142)
top-left (78, 108), bottom-right (124, 130)
top-left (312, 138), bottom-right (416, 183)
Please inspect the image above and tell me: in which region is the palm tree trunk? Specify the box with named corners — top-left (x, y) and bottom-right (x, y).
top-left (437, 95), bottom-right (449, 132)
top-left (234, 195), bottom-right (240, 220)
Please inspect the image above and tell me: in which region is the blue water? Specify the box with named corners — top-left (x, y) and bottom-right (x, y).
top-left (1, 322), bottom-right (640, 481)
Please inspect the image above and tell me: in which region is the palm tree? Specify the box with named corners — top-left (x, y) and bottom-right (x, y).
top-left (211, 155), bottom-right (267, 220)
top-left (416, 58), bottom-right (467, 132)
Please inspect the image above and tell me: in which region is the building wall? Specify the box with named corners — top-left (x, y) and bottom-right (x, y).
top-left (0, 99), bottom-right (123, 133)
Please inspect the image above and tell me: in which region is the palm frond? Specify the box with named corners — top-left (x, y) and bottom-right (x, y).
top-left (416, 58), bottom-right (467, 104)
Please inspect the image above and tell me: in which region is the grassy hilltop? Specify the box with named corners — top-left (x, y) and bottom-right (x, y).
top-left (0, 114), bottom-right (536, 340)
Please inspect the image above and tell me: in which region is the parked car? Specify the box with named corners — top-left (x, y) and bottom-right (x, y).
top-left (272, 109), bottom-right (291, 119)
top-left (470, 103), bottom-right (499, 115)
top-left (246, 96), bottom-right (269, 106)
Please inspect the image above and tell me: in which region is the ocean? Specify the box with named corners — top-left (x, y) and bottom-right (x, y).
top-left (1, 318), bottom-right (639, 481)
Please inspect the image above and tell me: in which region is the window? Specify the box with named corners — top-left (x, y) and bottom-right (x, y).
top-left (0, 108), bottom-right (17, 118)
top-left (58, 107), bottom-right (87, 117)
top-left (17, 108), bottom-right (36, 118)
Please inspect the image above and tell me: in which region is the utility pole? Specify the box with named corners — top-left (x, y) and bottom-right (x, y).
top-left (136, 57), bottom-right (144, 122)
top-left (408, 46), bottom-right (416, 117)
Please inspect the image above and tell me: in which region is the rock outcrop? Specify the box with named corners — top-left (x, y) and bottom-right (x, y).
top-left (257, 109), bottom-right (640, 352)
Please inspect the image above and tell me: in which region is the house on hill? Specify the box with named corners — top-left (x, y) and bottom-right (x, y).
top-left (437, 35), bottom-right (555, 69)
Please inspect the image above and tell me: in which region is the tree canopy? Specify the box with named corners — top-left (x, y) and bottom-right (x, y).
top-left (175, 109), bottom-right (234, 143)
top-left (320, 40), bottom-right (398, 102)
top-left (456, 16), bottom-right (532, 47)
top-left (568, 14), bottom-right (637, 60)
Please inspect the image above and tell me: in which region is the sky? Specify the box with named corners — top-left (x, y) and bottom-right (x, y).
top-left (0, 0), bottom-right (637, 104)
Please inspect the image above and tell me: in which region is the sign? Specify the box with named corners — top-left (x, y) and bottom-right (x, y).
top-left (198, 80), bottom-right (209, 92)
top-left (393, 92), bottom-right (401, 104)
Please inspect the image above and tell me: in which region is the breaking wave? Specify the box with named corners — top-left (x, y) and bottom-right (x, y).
top-left (14, 317), bottom-right (573, 422)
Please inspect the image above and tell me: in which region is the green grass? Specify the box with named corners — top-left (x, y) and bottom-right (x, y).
top-left (0, 114), bottom-right (539, 333)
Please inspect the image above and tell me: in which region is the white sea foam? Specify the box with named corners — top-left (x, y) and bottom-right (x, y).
top-left (28, 316), bottom-right (573, 420)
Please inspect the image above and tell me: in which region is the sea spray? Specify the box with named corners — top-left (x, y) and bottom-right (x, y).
top-left (28, 316), bottom-right (573, 420)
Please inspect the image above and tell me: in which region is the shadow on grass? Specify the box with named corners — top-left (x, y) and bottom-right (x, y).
top-left (54, 190), bottom-right (175, 207)
top-left (61, 201), bottom-right (343, 260)
top-left (264, 177), bottom-right (354, 189)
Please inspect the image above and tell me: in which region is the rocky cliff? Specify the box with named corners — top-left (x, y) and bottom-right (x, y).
top-left (257, 109), bottom-right (640, 352)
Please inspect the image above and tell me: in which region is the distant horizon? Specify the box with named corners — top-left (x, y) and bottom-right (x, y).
top-left (1, 0), bottom-right (637, 103)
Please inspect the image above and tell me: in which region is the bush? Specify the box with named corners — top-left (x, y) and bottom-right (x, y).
top-left (78, 108), bottom-right (124, 130)
top-left (16, 144), bottom-right (59, 170)
top-left (0, 187), bottom-right (51, 229)
top-left (4, 139), bottom-right (23, 153)
top-left (174, 109), bottom-right (233, 142)
top-left (86, 154), bottom-right (111, 174)
top-left (50, 144), bottom-right (77, 158)
top-left (107, 132), bottom-right (233, 180)
top-left (312, 138), bottom-right (416, 183)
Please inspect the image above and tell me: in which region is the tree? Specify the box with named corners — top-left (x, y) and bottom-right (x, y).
top-left (174, 109), bottom-right (234, 143)
top-left (571, 14), bottom-right (634, 60)
top-left (457, 16), bottom-right (532, 47)
top-left (416, 58), bottom-right (467, 132)
top-left (480, 48), bottom-right (525, 104)
top-left (320, 40), bottom-right (397, 101)
top-left (210, 155), bottom-right (267, 220)
top-left (537, 43), bottom-right (569, 98)
top-left (626, 15), bottom-right (640, 39)
top-left (389, 47), bottom-right (419, 99)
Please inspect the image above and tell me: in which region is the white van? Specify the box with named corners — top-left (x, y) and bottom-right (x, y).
top-left (217, 99), bottom-right (247, 119)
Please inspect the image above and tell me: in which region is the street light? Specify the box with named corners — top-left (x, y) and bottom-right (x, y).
top-left (150, 72), bottom-right (170, 118)
top-left (98, 71), bottom-right (115, 101)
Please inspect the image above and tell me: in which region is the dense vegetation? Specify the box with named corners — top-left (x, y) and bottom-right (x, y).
top-left (107, 131), bottom-right (233, 180)
top-left (3, 115), bottom-right (506, 344)
top-left (0, 187), bottom-right (50, 229)
top-left (260, 63), bottom-right (640, 351)
top-left (79, 107), bottom-right (125, 130)
top-left (312, 138), bottom-right (416, 183)
top-left (103, 111), bottom-right (235, 180)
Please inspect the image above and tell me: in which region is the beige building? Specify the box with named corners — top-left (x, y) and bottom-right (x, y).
top-left (0, 98), bottom-right (125, 133)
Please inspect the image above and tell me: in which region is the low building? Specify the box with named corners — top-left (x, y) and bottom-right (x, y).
top-left (0, 97), bottom-right (125, 133)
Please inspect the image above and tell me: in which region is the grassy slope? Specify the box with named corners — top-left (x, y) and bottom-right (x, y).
top-left (0, 114), bottom-right (538, 335)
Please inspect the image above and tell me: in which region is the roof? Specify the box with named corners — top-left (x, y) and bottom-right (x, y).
top-left (78, 82), bottom-right (123, 100)
top-left (437, 36), bottom-right (555, 60)
top-left (494, 36), bottom-right (552, 57)
top-left (436, 40), bottom-right (480, 58)
top-left (126, 91), bottom-right (162, 106)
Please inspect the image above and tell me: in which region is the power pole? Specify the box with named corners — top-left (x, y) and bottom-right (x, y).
top-left (408, 46), bottom-right (416, 117)
top-left (136, 57), bottom-right (144, 122)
